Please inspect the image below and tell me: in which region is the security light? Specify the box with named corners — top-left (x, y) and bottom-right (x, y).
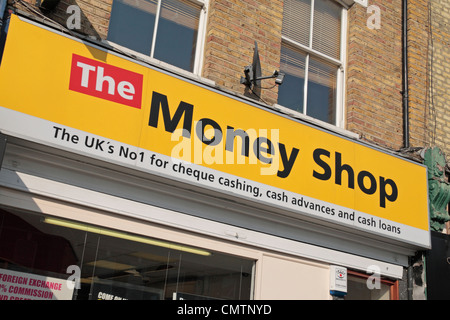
top-left (274, 70), bottom-right (285, 85)
top-left (240, 42), bottom-right (285, 88)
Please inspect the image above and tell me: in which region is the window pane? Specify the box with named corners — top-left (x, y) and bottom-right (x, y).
top-left (153, 0), bottom-right (200, 72)
top-left (282, 0), bottom-right (311, 47)
top-left (89, 235), bottom-right (254, 300)
top-left (278, 43), bottom-right (307, 113)
top-left (0, 208), bottom-right (78, 276)
top-left (87, 233), bottom-right (169, 300)
top-left (307, 56), bottom-right (337, 124)
top-left (107, 0), bottom-right (158, 56)
top-left (0, 207), bottom-right (254, 300)
top-left (312, 0), bottom-right (341, 59)
top-left (345, 275), bottom-right (391, 300)
top-left (170, 252), bottom-right (254, 300)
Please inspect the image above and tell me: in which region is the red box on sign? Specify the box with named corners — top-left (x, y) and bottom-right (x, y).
top-left (69, 54), bottom-right (143, 109)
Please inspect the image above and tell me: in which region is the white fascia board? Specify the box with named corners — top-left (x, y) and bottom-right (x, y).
top-left (0, 168), bottom-right (404, 279)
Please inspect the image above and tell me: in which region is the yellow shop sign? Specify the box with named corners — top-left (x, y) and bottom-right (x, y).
top-left (0, 15), bottom-right (430, 247)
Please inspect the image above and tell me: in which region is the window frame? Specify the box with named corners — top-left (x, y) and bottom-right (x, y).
top-left (106, 0), bottom-right (208, 76)
top-left (0, 207), bottom-right (256, 300)
top-left (278, 0), bottom-right (348, 128)
top-left (346, 269), bottom-right (400, 300)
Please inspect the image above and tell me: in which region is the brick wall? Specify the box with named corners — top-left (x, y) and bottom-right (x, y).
top-left (13, 0), bottom-right (110, 39)
top-left (407, 0), bottom-right (429, 150)
top-left (426, 0), bottom-right (450, 158)
top-left (48, 0), bottom-right (112, 39)
top-left (346, 0), bottom-right (404, 150)
top-left (202, 0), bottom-right (283, 105)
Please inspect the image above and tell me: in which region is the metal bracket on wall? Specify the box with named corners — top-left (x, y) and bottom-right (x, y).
top-left (0, 133), bottom-right (6, 171)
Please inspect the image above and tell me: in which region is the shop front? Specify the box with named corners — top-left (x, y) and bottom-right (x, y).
top-left (0, 14), bottom-right (430, 300)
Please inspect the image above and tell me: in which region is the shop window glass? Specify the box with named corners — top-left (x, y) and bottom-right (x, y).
top-left (279, 0), bottom-right (344, 126)
top-left (107, 0), bottom-right (203, 73)
top-left (0, 208), bottom-right (254, 300)
top-left (344, 270), bottom-right (398, 300)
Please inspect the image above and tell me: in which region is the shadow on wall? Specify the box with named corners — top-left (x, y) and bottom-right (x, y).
top-left (39, 0), bottom-right (111, 61)
top-left (38, 0), bottom-right (107, 43)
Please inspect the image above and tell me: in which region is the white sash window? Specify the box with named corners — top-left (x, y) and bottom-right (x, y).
top-left (107, 0), bottom-right (207, 74)
top-left (278, 0), bottom-right (347, 126)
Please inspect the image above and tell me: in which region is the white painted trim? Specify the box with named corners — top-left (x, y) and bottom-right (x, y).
top-left (280, 1), bottom-right (348, 128)
top-left (109, 0), bottom-right (208, 76)
top-left (0, 174), bottom-right (404, 279)
top-left (0, 110), bottom-right (429, 250)
top-left (282, 36), bottom-right (342, 67)
top-left (100, 39), bottom-right (216, 86)
top-left (337, 7), bottom-right (348, 129)
top-left (1, 136), bottom-right (424, 256)
top-left (272, 103), bottom-right (359, 140)
top-left (303, 53), bottom-right (310, 115)
top-left (193, 0), bottom-right (209, 76)
top-left (149, 0), bottom-right (162, 59)
top-left (0, 137), bottom-right (411, 279)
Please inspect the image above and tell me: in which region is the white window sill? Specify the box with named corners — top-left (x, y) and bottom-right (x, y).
top-left (272, 103), bottom-right (360, 140)
top-left (100, 39), bottom-right (216, 88)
